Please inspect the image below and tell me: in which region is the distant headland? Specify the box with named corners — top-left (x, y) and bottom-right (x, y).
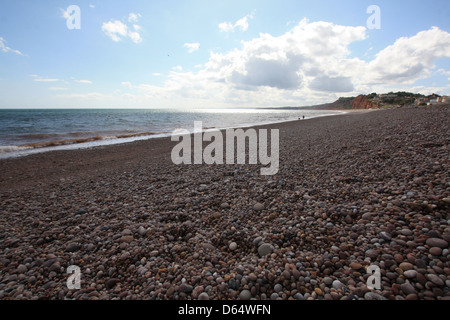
top-left (280, 92), bottom-right (450, 110)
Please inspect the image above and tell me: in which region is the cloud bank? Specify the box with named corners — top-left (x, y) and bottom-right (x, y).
top-left (66, 19), bottom-right (450, 108)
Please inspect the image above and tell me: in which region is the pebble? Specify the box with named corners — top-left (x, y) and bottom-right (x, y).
top-left (332, 280), bottom-right (344, 290)
top-left (365, 249), bottom-right (378, 259)
top-left (426, 274), bottom-right (444, 286)
top-left (361, 212), bottom-right (373, 220)
top-left (220, 203), bottom-right (230, 209)
top-left (350, 262), bottom-right (363, 270)
top-left (201, 243), bottom-right (215, 251)
top-left (314, 288), bottom-right (323, 296)
top-left (399, 262), bottom-right (413, 271)
top-left (16, 264), bottom-right (28, 274)
top-left (400, 283), bottom-right (416, 295)
top-left (137, 226), bottom-right (147, 236)
top-left (179, 284), bottom-right (193, 293)
top-left (74, 209), bottom-right (87, 215)
top-left (258, 243), bottom-right (273, 257)
top-left (344, 215), bottom-right (353, 224)
top-left (239, 290), bottom-right (251, 300)
top-left (323, 277), bottom-right (333, 286)
top-left (198, 292), bottom-right (209, 300)
top-left (294, 293), bottom-right (305, 300)
top-left (229, 242), bottom-right (237, 251)
top-left (119, 252), bottom-right (130, 261)
top-left (426, 238), bottom-right (448, 249)
top-left (119, 235), bottom-right (134, 243)
top-left (429, 247), bottom-right (442, 256)
top-left (65, 243), bottom-right (81, 252)
top-left (253, 203), bottom-right (264, 211)
top-left (380, 232), bottom-right (392, 241)
top-left (403, 270), bottom-right (417, 279)
top-left (394, 254), bottom-right (404, 263)
top-left (364, 292), bottom-right (387, 300)
top-left (253, 237), bottom-right (263, 246)
top-left (105, 279), bottom-right (119, 289)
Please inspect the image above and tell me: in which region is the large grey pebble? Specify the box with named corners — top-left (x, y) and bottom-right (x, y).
top-left (258, 243), bottom-right (273, 257)
top-left (332, 280), bottom-right (344, 290)
top-left (239, 290), bottom-right (251, 300)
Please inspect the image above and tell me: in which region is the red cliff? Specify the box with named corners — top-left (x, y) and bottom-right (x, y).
top-left (351, 95), bottom-right (379, 109)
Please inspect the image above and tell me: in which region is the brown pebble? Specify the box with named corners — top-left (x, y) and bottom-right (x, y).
top-left (350, 262), bottom-right (362, 270)
top-left (429, 247), bottom-right (442, 256)
top-left (399, 262), bottom-right (413, 271)
top-left (394, 254), bottom-right (404, 263)
top-left (119, 235), bottom-right (134, 243)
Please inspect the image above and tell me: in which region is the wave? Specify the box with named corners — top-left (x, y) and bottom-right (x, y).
top-left (16, 132), bottom-right (159, 150)
top-left (0, 146), bottom-right (32, 153)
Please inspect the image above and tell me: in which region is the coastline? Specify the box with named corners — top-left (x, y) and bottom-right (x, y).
top-left (0, 109), bottom-right (347, 160)
top-left (0, 109), bottom-right (356, 191)
top-left (0, 105), bottom-right (448, 300)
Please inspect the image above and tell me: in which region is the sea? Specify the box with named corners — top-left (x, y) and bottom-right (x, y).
top-left (0, 108), bottom-right (342, 159)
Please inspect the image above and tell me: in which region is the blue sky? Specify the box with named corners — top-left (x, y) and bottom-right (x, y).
top-left (0, 0), bottom-right (449, 108)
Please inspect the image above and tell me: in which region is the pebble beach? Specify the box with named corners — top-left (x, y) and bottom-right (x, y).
top-left (0, 105), bottom-right (449, 300)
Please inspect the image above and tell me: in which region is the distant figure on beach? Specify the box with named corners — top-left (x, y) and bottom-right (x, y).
top-left (302, 115), bottom-right (305, 120)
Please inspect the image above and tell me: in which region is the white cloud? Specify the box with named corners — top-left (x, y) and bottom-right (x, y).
top-left (437, 68), bottom-right (450, 76)
top-left (57, 92), bottom-right (107, 100)
top-left (102, 20), bottom-right (128, 42)
top-left (153, 22), bottom-right (448, 106)
top-left (219, 13), bottom-right (253, 32)
top-left (184, 42), bottom-right (200, 53)
top-left (89, 4), bottom-right (95, 9)
top-left (210, 19), bottom-right (367, 93)
top-left (128, 13), bottom-right (142, 23)
top-left (75, 79), bottom-right (93, 84)
top-left (128, 31), bottom-right (142, 44)
top-left (310, 76), bottom-right (354, 92)
top-left (33, 78), bottom-right (60, 82)
top-left (49, 87), bottom-right (68, 91)
top-left (102, 14), bottom-right (143, 43)
top-left (0, 37), bottom-right (24, 56)
top-left (68, 21), bottom-right (450, 108)
top-left (366, 27), bottom-right (450, 85)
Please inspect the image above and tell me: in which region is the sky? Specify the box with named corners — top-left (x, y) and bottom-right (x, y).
top-left (0, 0), bottom-right (450, 109)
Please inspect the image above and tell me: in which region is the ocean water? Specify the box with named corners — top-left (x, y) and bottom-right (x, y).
top-left (0, 108), bottom-right (342, 158)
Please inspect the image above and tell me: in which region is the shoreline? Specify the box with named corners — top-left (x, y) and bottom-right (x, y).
top-left (0, 109), bottom-right (359, 192)
top-left (0, 109), bottom-right (349, 160)
top-left (0, 105), bottom-right (448, 300)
